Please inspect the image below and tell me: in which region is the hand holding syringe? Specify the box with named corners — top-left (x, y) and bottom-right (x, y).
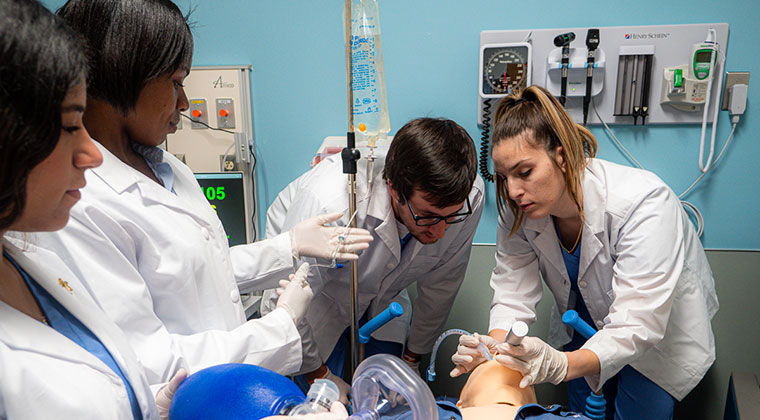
top-left (275, 263), bottom-right (313, 324)
top-left (446, 320), bottom-right (529, 379)
top-left (504, 320), bottom-right (529, 346)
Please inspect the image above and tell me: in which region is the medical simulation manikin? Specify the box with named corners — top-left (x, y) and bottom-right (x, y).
top-left (457, 360), bottom-right (538, 419)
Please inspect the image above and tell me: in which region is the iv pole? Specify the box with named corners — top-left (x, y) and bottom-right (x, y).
top-left (342, 0), bottom-right (361, 379)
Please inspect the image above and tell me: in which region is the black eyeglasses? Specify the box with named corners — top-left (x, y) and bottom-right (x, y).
top-left (403, 195), bottom-right (472, 226)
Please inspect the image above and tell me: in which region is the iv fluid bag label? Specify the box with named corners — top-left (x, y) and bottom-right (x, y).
top-left (351, 36), bottom-right (381, 116)
top-left (349, 0), bottom-right (390, 140)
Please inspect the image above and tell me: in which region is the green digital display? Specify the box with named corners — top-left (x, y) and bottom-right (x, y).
top-left (195, 172), bottom-right (248, 246)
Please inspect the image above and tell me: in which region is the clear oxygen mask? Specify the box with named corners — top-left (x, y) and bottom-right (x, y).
top-left (348, 354), bottom-right (438, 420)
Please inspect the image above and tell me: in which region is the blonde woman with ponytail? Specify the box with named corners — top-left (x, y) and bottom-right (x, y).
top-left (451, 86), bottom-right (717, 420)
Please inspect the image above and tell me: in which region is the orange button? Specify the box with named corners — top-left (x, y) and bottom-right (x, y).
top-left (191, 109), bottom-right (202, 118)
top-left (219, 109), bottom-right (229, 117)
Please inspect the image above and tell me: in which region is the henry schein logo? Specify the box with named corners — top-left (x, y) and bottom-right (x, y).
top-left (624, 32), bottom-right (670, 40)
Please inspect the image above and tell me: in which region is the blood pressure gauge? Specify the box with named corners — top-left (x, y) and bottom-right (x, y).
top-left (479, 42), bottom-right (532, 98)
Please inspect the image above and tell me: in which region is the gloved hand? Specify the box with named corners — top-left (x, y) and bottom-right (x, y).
top-left (323, 369), bottom-right (351, 406)
top-left (155, 368), bottom-right (187, 420)
top-left (494, 336), bottom-right (568, 388)
top-left (261, 401), bottom-right (349, 419)
top-left (450, 333), bottom-right (500, 377)
top-left (276, 263), bottom-right (313, 324)
top-left (290, 212), bottom-right (373, 260)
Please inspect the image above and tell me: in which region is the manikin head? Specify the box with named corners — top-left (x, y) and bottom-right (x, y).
top-left (457, 360), bottom-right (537, 419)
top-left (383, 118), bottom-right (477, 244)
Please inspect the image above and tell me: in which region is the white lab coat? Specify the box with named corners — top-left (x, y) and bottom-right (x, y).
top-left (263, 151), bottom-right (485, 372)
top-left (0, 238), bottom-right (159, 420)
top-left (33, 140), bottom-right (302, 385)
top-left (489, 158), bottom-right (718, 400)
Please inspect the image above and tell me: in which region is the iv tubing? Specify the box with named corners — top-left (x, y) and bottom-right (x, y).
top-left (426, 329), bottom-right (492, 382)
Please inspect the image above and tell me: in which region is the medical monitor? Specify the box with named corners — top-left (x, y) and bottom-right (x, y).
top-left (194, 172), bottom-right (249, 246)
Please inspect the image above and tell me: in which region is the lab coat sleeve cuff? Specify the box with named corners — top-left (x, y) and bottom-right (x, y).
top-left (271, 230), bottom-right (296, 262)
top-left (581, 340), bottom-right (618, 392)
top-left (233, 232), bottom-right (295, 293)
top-left (239, 307), bottom-right (303, 375)
top-left (265, 307), bottom-right (301, 344)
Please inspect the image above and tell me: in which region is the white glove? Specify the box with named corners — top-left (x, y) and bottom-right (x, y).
top-left (276, 263), bottom-right (313, 324)
top-left (261, 401), bottom-right (349, 419)
top-left (450, 333), bottom-right (500, 377)
top-left (155, 368), bottom-right (187, 420)
top-left (323, 369), bottom-right (351, 406)
top-left (494, 336), bottom-right (568, 388)
top-left (290, 212), bottom-right (373, 260)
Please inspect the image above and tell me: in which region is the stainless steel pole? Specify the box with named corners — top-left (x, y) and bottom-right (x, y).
top-left (343, 0), bottom-right (361, 379)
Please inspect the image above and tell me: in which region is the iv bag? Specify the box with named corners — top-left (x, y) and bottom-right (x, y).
top-left (345, 0), bottom-right (390, 148)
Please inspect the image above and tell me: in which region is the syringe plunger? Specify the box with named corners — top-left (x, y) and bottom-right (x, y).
top-left (505, 321), bottom-right (529, 346)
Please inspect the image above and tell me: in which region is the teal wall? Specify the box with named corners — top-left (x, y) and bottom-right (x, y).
top-left (43, 0), bottom-right (760, 249)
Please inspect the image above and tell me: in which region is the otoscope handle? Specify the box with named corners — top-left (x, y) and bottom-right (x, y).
top-left (561, 310), bottom-right (597, 340)
top-left (358, 302), bottom-right (403, 344)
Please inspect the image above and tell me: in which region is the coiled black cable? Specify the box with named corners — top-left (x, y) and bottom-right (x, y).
top-left (479, 98), bottom-right (494, 182)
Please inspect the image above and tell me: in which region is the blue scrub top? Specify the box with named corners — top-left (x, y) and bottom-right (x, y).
top-left (553, 219), bottom-right (597, 343)
top-left (5, 251), bottom-right (143, 420)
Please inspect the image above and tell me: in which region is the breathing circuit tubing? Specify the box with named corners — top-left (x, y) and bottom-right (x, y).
top-left (426, 329), bottom-right (492, 382)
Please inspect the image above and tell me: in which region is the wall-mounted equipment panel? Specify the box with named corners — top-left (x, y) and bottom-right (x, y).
top-left (166, 65), bottom-right (258, 242)
top-left (477, 23), bottom-right (729, 126)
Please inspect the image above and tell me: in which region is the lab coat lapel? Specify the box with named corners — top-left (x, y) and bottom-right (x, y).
top-left (524, 217), bottom-right (569, 283)
top-left (578, 167), bottom-right (605, 283)
top-left (366, 181), bottom-right (401, 263)
top-left (8, 241), bottom-right (156, 415)
top-left (0, 301), bottom-right (106, 367)
top-left (1, 243), bottom-right (118, 377)
top-left (134, 157), bottom-right (211, 222)
top-left (91, 140), bottom-right (211, 225)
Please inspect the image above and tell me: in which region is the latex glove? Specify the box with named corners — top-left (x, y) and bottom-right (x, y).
top-left (276, 263), bottom-right (313, 324)
top-left (494, 336), bottom-right (568, 388)
top-left (323, 369), bottom-right (351, 406)
top-left (155, 368), bottom-right (187, 420)
top-left (290, 212), bottom-right (373, 260)
top-left (450, 333), bottom-right (500, 377)
top-left (262, 401), bottom-right (349, 419)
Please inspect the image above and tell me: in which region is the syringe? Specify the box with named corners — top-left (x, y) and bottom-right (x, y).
top-left (294, 262), bottom-right (310, 287)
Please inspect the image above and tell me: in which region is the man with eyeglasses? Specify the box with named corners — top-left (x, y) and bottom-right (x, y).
top-left (262, 118), bottom-right (485, 401)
